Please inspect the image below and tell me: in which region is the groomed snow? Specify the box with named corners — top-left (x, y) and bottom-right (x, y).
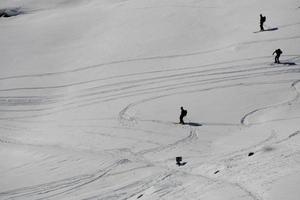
top-left (0, 0), bottom-right (299, 199)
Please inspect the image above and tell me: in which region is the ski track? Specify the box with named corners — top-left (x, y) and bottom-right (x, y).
top-left (0, 61), bottom-right (291, 99)
top-left (0, 56), bottom-right (297, 94)
top-left (5, 74), bottom-right (294, 120)
top-left (241, 79), bottom-right (300, 125)
top-left (0, 159), bottom-right (129, 200)
top-left (0, 32), bottom-right (299, 82)
top-left (1, 65), bottom-right (299, 120)
top-left (137, 130), bottom-right (198, 155)
top-left (0, 56), bottom-right (272, 90)
top-left (116, 78), bottom-right (298, 131)
top-left (0, 53), bottom-right (298, 115)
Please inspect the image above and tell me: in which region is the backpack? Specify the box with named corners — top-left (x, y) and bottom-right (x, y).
top-left (182, 110), bottom-right (187, 117)
top-left (262, 16), bottom-right (266, 22)
top-left (277, 49), bottom-right (282, 55)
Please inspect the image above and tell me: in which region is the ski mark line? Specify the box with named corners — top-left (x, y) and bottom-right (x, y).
top-left (0, 59), bottom-right (279, 92)
top-left (82, 172), bottom-right (172, 200)
top-left (137, 130), bottom-right (198, 155)
top-left (1, 55), bottom-right (274, 84)
top-left (2, 79), bottom-right (298, 123)
top-left (2, 66), bottom-right (298, 107)
top-left (275, 130), bottom-right (300, 144)
top-left (241, 79), bottom-right (300, 125)
top-left (1, 63), bottom-right (294, 112)
top-left (0, 58), bottom-right (282, 107)
top-left (1, 62), bottom-right (276, 112)
top-left (161, 167), bottom-right (261, 200)
top-left (1, 51), bottom-right (264, 81)
top-left (1, 70), bottom-right (297, 120)
top-left (220, 132), bottom-right (277, 163)
top-left (29, 69), bottom-right (300, 112)
top-left (116, 77), bottom-right (298, 129)
top-left (1, 54), bottom-right (298, 96)
top-left (0, 31), bottom-right (298, 81)
top-left (0, 55), bottom-right (297, 110)
top-left (0, 65), bottom-right (299, 120)
top-left (118, 103), bottom-right (200, 156)
top-left (0, 159), bottom-right (128, 200)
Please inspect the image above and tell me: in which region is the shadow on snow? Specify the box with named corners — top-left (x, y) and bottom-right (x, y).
top-left (184, 122), bottom-right (202, 126)
top-left (263, 27), bottom-right (278, 31)
top-left (253, 27), bottom-right (278, 33)
top-left (279, 61), bottom-right (297, 65)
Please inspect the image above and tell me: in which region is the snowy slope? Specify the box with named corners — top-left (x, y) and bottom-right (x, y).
top-left (0, 0), bottom-right (300, 199)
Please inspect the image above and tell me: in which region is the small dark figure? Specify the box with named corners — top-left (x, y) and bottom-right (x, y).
top-left (176, 156), bottom-right (187, 166)
top-left (248, 152), bottom-right (255, 157)
top-left (179, 107), bottom-right (187, 124)
top-left (176, 157), bottom-right (182, 166)
top-left (272, 49), bottom-right (282, 63)
top-left (260, 14), bottom-right (266, 31)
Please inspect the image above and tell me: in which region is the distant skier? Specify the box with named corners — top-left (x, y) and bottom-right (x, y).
top-left (176, 156), bottom-right (187, 166)
top-left (176, 157), bottom-right (182, 166)
top-left (260, 14), bottom-right (266, 31)
top-left (179, 107), bottom-right (187, 124)
top-left (272, 49), bottom-right (282, 63)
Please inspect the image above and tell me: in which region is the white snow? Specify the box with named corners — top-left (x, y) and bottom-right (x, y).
top-left (0, 0), bottom-right (299, 199)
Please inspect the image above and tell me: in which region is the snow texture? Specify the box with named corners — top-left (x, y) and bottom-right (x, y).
top-left (0, 0), bottom-right (300, 199)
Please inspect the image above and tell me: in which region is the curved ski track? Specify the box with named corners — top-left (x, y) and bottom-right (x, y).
top-left (241, 79), bottom-right (300, 125)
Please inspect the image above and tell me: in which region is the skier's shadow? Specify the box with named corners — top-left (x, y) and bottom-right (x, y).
top-left (280, 61), bottom-right (296, 65)
top-left (184, 122), bottom-right (202, 126)
top-left (264, 27), bottom-right (278, 31)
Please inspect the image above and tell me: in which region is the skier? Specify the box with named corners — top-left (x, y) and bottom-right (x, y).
top-left (272, 49), bottom-right (282, 63)
top-left (179, 107), bottom-right (187, 124)
top-left (176, 156), bottom-right (187, 166)
top-left (176, 157), bottom-right (182, 166)
top-left (260, 14), bottom-right (266, 31)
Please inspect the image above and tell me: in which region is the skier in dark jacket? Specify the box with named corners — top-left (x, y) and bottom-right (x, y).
top-left (273, 49), bottom-right (282, 63)
top-left (179, 107), bottom-right (187, 124)
top-left (260, 14), bottom-right (266, 31)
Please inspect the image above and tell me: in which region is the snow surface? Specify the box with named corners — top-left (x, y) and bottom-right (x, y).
top-left (0, 0), bottom-right (300, 199)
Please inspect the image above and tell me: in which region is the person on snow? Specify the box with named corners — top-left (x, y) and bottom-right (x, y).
top-left (260, 14), bottom-right (266, 31)
top-left (176, 157), bottom-right (182, 166)
top-left (179, 107), bottom-right (187, 124)
top-left (273, 49), bottom-right (282, 63)
top-left (176, 156), bottom-right (187, 166)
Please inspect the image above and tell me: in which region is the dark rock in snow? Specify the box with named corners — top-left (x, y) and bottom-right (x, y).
top-left (248, 152), bottom-right (255, 157)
